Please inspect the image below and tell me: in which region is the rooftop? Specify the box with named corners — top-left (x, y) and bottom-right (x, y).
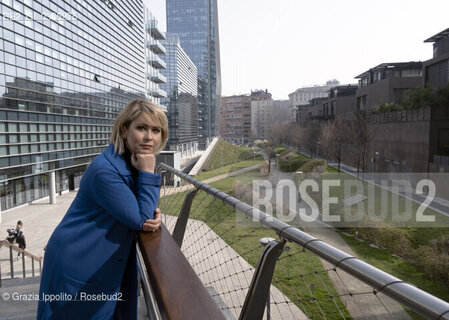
top-left (424, 27), bottom-right (449, 43)
top-left (355, 62), bottom-right (423, 78)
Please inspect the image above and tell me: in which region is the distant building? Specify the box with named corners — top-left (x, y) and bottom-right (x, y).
top-left (423, 28), bottom-right (449, 89)
top-left (250, 90), bottom-right (273, 140)
top-left (160, 34), bottom-right (199, 156)
top-left (219, 95), bottom-right (251, 145)
top-left (166, 0), bottom-right (221, 149)
top-left (355, 62), bottom-right (423, 112)
top-left (273, 100), bottom-right (290, 124)
top-left (324, 85), bottom-right (358, 120)
top-left (288, 80), bottom-right (340, 121)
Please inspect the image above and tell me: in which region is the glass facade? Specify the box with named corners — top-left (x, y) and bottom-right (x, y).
top-left (160, 33), bottom-right (198, 155)
top-left (166, 0), bottom-right (221, 149)
top-left (0, 0), bottom-right (160, 211)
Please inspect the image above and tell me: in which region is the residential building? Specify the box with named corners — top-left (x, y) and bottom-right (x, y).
top-left (0, 1), bottom-right (165, 211)
top-left (423, 28), bottom-right (449, 89)
top-left (273, 100), bottom-right (290, 124)
top-left (423, 28), bottom-right (449, 171)
top-left (160, 33), bottom-right (199, 156)
top-left (250, 90), bottom-right (273, 140)
top-left (288, 79), bottom-right (339, 121)
top-left (355, 62), bottom-right (423, 112)
top-left (166, 0), bottom-right (221, 149)
top-left (323, 85), bottom-right (358, 120)
top-left (219, 95), bottom-right (251, 145)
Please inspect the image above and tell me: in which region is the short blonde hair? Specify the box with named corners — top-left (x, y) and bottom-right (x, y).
top-left (110, 99), bottom-right (168, 154)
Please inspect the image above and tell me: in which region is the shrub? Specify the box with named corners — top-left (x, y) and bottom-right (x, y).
top-left (411, 246), bottom-right (449, 285)
top-left (298, 159), bottom-right (327, 174)
top-left (375, 227), bottom-right (412, 257)
top-left (371, 102), bottom-right (402, 114)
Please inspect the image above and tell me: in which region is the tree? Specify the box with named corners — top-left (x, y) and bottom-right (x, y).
top-left (263, 140), bottom-right (277, 174)
top-left (347, 112), bottom-right (374, 178)
top-left (319, 119), bottom-right (346, 172)
top-left (300, 123), bottom-right (320, 158)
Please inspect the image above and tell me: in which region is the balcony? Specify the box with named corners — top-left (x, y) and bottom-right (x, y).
top-left (147, 53), bottom-right (166, 69)
top-left (148, 87), bottom-right (167, 98)
top-left (147, 38), bottom-right (166, 54)
top-left (148, 71), bottom-right (167, 84)
top-left (147, 20), bottom-right (165, 40)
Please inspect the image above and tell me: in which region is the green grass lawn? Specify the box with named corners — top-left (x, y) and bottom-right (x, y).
top-left (202, 139), bottom-right (263, 171)
top-left (194, 160), bottom-right (264, 181)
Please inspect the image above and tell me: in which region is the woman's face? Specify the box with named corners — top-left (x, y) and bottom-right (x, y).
top-left (122, 112), bottom-right (162, 155)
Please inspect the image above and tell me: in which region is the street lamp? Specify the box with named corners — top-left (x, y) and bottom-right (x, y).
top-left (371, 152), bottom-right (379, 181)
top-left (259, 237), bottom-right (276, 320)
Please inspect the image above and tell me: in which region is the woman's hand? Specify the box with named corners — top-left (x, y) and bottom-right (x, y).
top-left (131, 153), bottom-right (156, 173)
top-left (142, 208), bottom-right (161, 232)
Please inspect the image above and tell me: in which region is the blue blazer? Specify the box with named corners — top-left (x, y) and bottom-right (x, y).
top-left (37, 144), bottom-right (161, 319)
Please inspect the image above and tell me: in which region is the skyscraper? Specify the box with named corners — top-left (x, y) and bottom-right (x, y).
top-left (166, 0), bottom-right (221, 149)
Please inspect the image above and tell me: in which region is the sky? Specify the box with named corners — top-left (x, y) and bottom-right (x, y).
top-left (145, 0), bottom-right (449, 100)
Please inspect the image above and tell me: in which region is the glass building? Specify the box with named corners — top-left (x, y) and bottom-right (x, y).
top-left (166, 0), bottom-right (221, 149)
top-left (160, 33), bottom-right (198, 157)
top-left (0, 0), bottom-right (165, 211)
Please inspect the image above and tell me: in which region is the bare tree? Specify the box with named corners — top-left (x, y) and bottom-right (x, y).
top-left (300, 122), bottom-right (320, 158)
top-left (348, 112), bottom-right (374, 178)
top-left (320, 119), bottom-right (346, 172)
top-left (263, 140), bottom-right (277, 173)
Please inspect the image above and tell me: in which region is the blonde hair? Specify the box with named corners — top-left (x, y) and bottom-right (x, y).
top-left (110, 99), bottom-right (168, 154)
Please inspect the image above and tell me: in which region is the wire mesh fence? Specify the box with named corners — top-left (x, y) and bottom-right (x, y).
top-left (156, 165), bottom-right (449, 320)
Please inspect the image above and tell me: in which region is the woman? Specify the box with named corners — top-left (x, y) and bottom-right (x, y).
top-left (37, 99), bottom-right (168, 319)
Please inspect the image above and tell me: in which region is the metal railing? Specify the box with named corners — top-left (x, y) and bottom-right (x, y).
top-left (155, 163), bottom-right (449, 320)
top-left (0, 240), bottom-right (42, 287)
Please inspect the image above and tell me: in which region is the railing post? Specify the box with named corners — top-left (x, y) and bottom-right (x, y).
top-left (9, 246), bottom-right (14, 279)
top-left (22, 254), bottom-right (26, 278)
top-left (32, 258), bottom-right (35, 277)
top-left (172, 189), bottom-right (198, 247)
top-left (239, 239), bottom-right (286, 320)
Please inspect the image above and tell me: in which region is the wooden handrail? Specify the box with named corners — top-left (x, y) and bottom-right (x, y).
top-left (137, 224), bottom-right (226, 320)
top-left (0, 240), bottom-right (43, 261)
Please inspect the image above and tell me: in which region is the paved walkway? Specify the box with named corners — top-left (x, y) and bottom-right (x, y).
top-left (1, 192), bottom-right (76, 279)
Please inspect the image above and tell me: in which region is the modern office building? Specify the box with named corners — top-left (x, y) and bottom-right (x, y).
top-left (0, 1), bottom-right (166, 211)
top-left (166, 0), bottom-right (221, 149)
top-left (160, 33), bottom-right (199, 156)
